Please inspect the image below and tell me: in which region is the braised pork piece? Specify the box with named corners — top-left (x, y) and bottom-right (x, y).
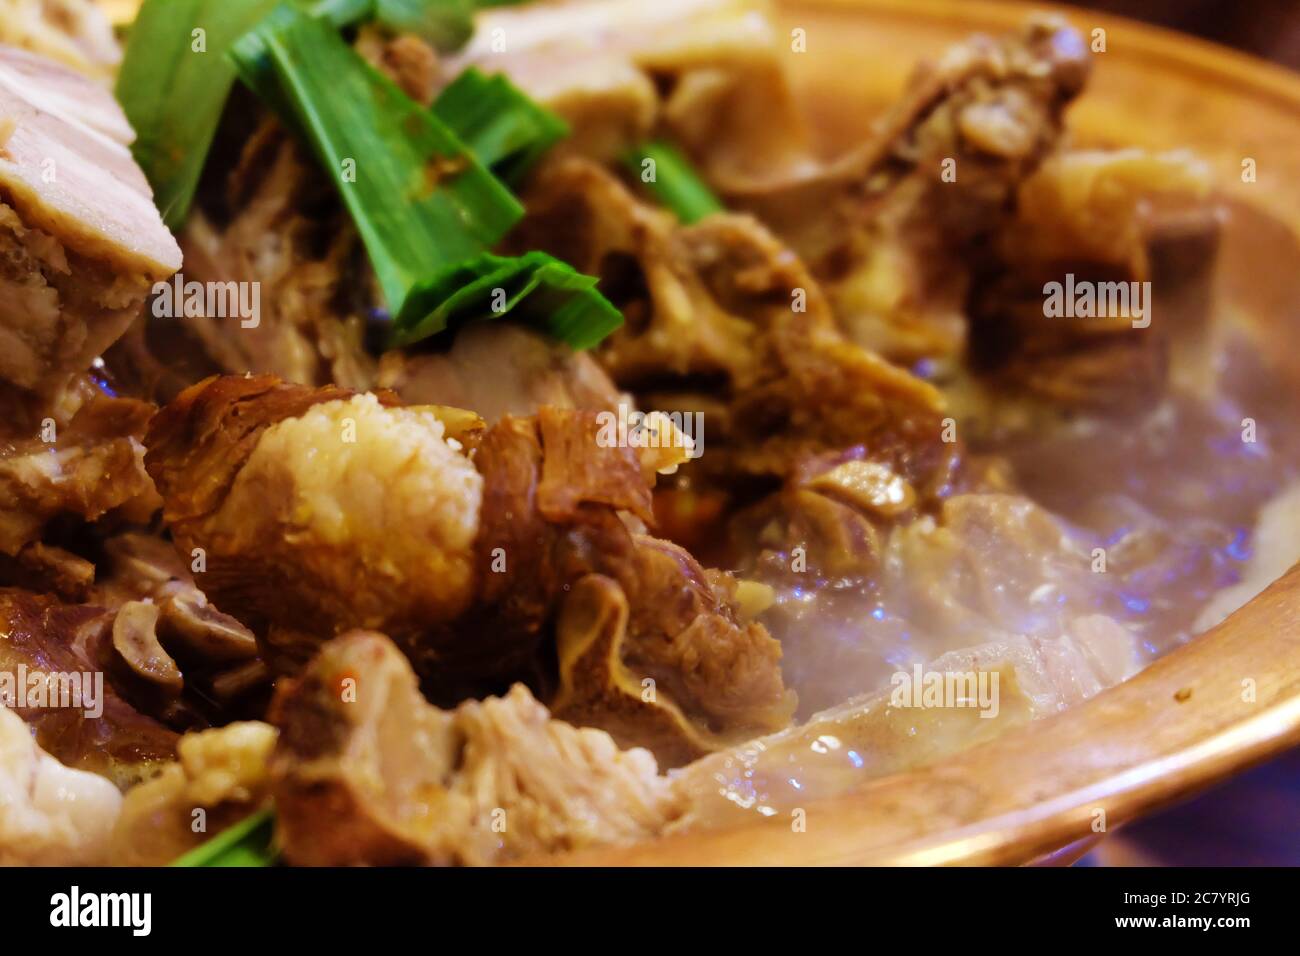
top-left (0, 0), bottom-right (1297, 867)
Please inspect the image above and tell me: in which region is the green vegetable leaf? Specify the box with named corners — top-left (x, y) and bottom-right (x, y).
top-left (375, 0), bottom-right (475, 52)
top-left (432, 68), bottom-right (569, 184)
top-left (116, 0), bottom-right (282, 229)
top-left (391, 251), bottom-right (623, 350)
top-left (171, 808), bottom-right (277, 867)
top-left (232, 7), bottom-right (523, 319)
top-left (623, 140), bottom-right (724, 225)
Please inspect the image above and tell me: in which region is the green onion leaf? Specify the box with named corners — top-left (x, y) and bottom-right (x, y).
top-left (171, 808), bottom-right (277, 867)
top-left (232, 7), bottom-right (523, 320)
top-left (391, 251), bottom-right (623, 350)
top-left (375, 0), bottom-right (475, 52)
top-left (116, 0), bottom-right (282, 229)
top-left (432, 68), bottom-right (569, 184)
top-left (622, 140), bottom-right (724, 225)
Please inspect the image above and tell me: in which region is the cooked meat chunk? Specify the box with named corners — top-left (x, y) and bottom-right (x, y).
top-left (145, 376), bottom-right (483, 671)
top-left (176, 118), bottom-right (373, 390)
top-left (145, 376), bottom-right (793, 763)
top-left (966, 149), bottom-right (1217, 416)
top-left (0, 588), bottom-right (178, 787)
top-left (0, 705), bottom-right (122, 865)
top-left (110, 721), bottom-right (275, 866)
top-left (375, 322), bottom-right (622, 423)
top-left (512, 158), bottom-right (953, 489)
top-left (727, 17), bottom-right (1089, 365)
top-left (447, 0), bottom-right (810, 179)
top-left (269, 631), bottom-right (683, 866)
top-left (0, 45), bottom-right (181, 393)
top-left (0, 0), bottom-right (121, 83)
top-left (0, 375), bottom-right (160, 558)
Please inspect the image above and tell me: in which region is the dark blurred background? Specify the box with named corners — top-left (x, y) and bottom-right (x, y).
top-left (1044, 0), bottom-right (1300, 69)
top-left (1026, 0), bottom-right (1300, 867)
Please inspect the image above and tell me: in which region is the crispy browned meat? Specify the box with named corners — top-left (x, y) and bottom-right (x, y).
top-left (0, 46), bottom-right (180, 394)
top-left (269, 631), bottom-right (683, 866)
top-left (145, 375), bottom-right (483, 673)
top-left (0, 588), bottom-right (178, 788)
top-left (144, 375), bottom-right (793, 763)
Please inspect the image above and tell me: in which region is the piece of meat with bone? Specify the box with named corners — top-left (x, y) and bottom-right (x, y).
top-left (0, 588), bottom-right (179, 788)
top-left (511, 158), bottom-right (955, 492)
top-left (0, 44), bottom-right (181, 394)
top-left (144, 375), bottom-right (793, 764)
top-left (0, 374), bottom-right (160, 563)
top-left (723, 17), bottom-right (1090, 366)
top-left (269, 631), bottom-right (684, 866)
top-left (965, 148), bottom-right (1218, 419)
top-left (265, 624), bottom-right (1137, 865)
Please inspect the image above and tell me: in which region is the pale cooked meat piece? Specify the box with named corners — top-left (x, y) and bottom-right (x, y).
top-left (269, 631), bottom-right (684, 866)
top-left (144, 376), bottom-right (793, 763)
top-left (0, 0), bottom-right (121, 84)
top-left (670, 623), bottom-right (1139, 832)
top-left (0, 705), bottom-right (122, 865)
top-left (0, 45), bottom-right (181, 392)
top-left (375, 322), bottom-right (622, 423)
top-left (0, 375), bottom-right (160, 558)
top-left (110, 721), bottom-right (275, 866)
top-left (448, 0), bottom-right (810, 179)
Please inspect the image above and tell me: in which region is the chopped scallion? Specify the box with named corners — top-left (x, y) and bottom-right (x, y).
top-left (231, 8), bottom-right (523, 321)
top-left (116, 0), bottom-right (281, 229)
top-left (622, 140), bottom-right (724, 224)
top-left (432, 68), bottom-right (569, 184)
top-left (171, 807), bottom-right (277, 867)
top-left (391, 251), bottom-right (623, 349)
